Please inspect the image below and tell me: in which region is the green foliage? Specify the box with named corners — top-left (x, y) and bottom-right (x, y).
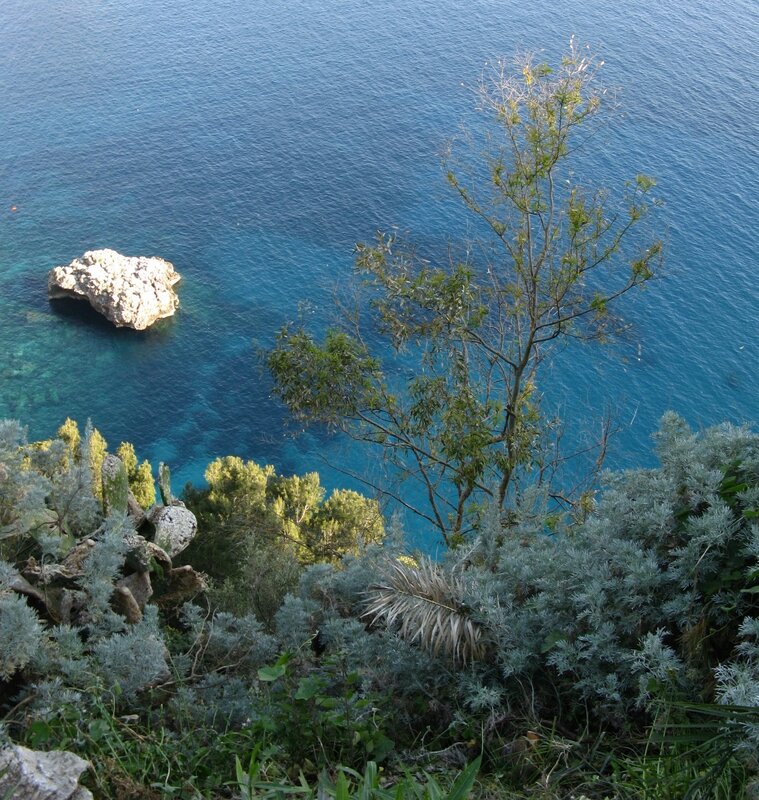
top-left (102, 457), bottom-right (129, 515)
top-left (284, 415), bottom-right (759, 786)
top-left (181, 455), bottom-right (384, 620)
top-left (6, 410), bottom-right (759, 795)
top-left (609, 702), bottom-right (755, 799)
top-left (57, 417), bottom-right (81, 460)
top-left (250, 648), bottom-right (397, 771)
top-left (309, 490), bottom-right (385, 563)
top-left (209, 535), bottom-right (302, 627)
top-left (269, 41), bottom-right (663, 544)
top-left (84, 421), bottom-right (108, 503)
top-left (134, 459), bottom-right (157, 508)
top-left (116, 441), bottom-right (138, 476)
top-left (20, 694), bottom-right (270, 800)
top-left (268, 329), bottom-right (383, 426)
top-left (118, 441), bottom-right (157, 508)
top-left (235, 749), bottom-right (482, 799)
top-left (204, 455), bottom-right (272, 512)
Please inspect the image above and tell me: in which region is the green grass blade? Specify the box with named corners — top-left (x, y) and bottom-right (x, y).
top-left (444, 756), bottom-right (481, 800)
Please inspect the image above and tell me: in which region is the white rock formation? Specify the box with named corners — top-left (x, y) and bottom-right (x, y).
top-left (48, 249), bottom-right (181, 330)
top-left (149, 503), bottom-right (198, 557)
top-left (0, 744), bottom-right (93, 800)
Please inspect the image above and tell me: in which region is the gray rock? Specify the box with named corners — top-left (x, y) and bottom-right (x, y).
top-left (112, 585), bottom-right (143, 624)
top-left (123, 536), bottom-right (172, 575)
top-left (154, 565), bottom-right (208, 607)
top-left (8, 572), bottom-right (48, 607)
top-left (100, 453), bottom-right (123, 482)
top-left (157, 462), bottom-right (173, 505)
top-left (60, 540), bottom-right (97, 576)
top-left (116, 570), bottom-right (153, 611)
top-left (0, 744), bottom-right (93, 799)
top-left (127, 491), bottom-right (147, 528)
top-left (144, 540), bottom-right (173, 574)
top-left (48, 249), bottom-right (181, 330)
top-left (149, 504), bottom-right (198, 556)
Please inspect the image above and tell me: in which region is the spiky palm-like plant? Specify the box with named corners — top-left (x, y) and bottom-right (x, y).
top-left (363, 559), bottom-right (486, 665)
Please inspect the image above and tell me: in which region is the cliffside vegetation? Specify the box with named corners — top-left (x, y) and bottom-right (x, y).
top-left (2, 46), bottom-right (757, 800)
top-left (2, 414), bottom-right (759, 798)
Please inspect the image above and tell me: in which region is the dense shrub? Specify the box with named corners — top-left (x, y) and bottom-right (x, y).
top-left (180, 455), bottom-right (384, 622)
top-left (282, 415), bottom-right (759, 764)
top-left (3, 413), bottom-right (759, 797)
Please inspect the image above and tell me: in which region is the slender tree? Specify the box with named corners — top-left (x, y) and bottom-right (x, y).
top-left (269, 42), bottom-right (662, 545)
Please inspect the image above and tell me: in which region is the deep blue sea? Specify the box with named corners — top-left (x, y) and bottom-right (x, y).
top-left (1, 0), bottom-right (757, 548)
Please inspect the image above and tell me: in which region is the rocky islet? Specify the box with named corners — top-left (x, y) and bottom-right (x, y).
top-left (47, 249), bottom-right (181, 330)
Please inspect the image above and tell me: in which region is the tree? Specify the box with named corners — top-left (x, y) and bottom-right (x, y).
top-left (180, 455), bottom-right (385, 619)
top-left (117, 441), bottom-right (156, 508)
top-left (132, 460), bottom-right (156, 509)
top-left (268, 42), bottom-right (662, 545)
top-left (57, 417), bottom-right (81, 458)
top-left (84, 421), bottom-right (108, 504)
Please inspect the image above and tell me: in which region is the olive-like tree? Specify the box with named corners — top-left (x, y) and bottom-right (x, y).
top-left (268, 42), bottom-right (662, 546)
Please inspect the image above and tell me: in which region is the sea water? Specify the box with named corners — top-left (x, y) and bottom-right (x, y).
top-left (0, 0), bottom-right (757, 549)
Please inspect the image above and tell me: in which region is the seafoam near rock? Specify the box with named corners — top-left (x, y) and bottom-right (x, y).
top-left (48, 249), bottom-right (181, 330)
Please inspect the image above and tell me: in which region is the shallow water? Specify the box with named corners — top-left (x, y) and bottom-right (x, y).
top-left (1, 0), bottom-right (757, 549)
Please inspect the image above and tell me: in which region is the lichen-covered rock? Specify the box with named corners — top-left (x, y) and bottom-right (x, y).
top-left (149, 504), bottom-right (198, 556)
top-left (10, 522), bottom-right (200, 629)
top-left (144, 540), bottom-right (173, 574)
top-left (60, 539), bottom-right (97, 576)
top-left (0, 744), bottom-right (93, 799)
top-left (48, 249), bottom-right (181, 330)
top-left (157, 462), bottom-right (173, 505)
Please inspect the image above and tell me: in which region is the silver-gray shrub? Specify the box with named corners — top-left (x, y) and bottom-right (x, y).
top-left (277, 542), bottom-right (461, 712)
top-left (0, 421), bottom-right (51, 548)
top-left (91, 606), bottom-right (169, 700)
top-left (714, 617), bottom-right (759, 758)
top-left (0, 421), bottom-right (168, 710)
top-left (462, 414), bottom-right (759, 721)
top-left (288, 414), bottom-right (759, 732)
top-left (1, 421), bottom-right (281, 730)
top-left (0, 590), bottom-right (46, 680)
top-left (180, 602), bottom-right (278, 675)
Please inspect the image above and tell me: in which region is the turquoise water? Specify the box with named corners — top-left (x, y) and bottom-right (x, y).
top-left (1, 0), bottom-right (757, 547)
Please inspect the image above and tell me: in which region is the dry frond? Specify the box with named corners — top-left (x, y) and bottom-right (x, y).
top-left (363, 558), bottom-right (486, 665)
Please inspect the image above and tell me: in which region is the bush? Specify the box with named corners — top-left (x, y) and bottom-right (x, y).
top-left (284, 415), bottom-right (759, 770)
top-left (5, 412), bottom-right (759, 797)
top-left (180, 455), bottom-right (384, 620)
